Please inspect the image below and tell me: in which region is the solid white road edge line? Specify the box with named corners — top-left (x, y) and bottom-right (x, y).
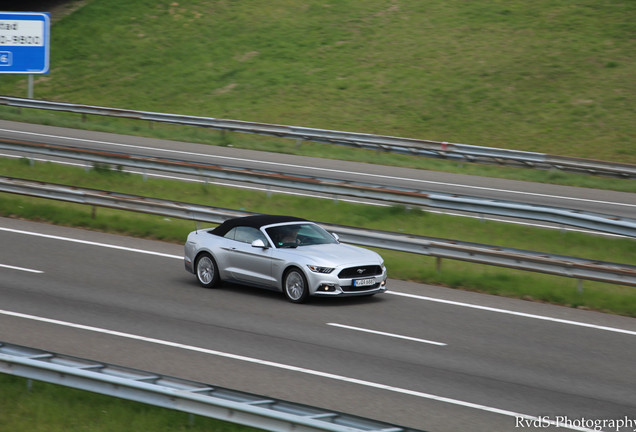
top-left (0, 263), bottom-right (43, 273)
top-left (2, 225), bottom-right (634, 336)
top-left (0, 226), bottom-right (181, 259)
top-left (0, 308), bottom-right (596, 432)
top-left (327, 323), bottom-right (446, 346)
top-left (388, 291), bottom-right (636, 336)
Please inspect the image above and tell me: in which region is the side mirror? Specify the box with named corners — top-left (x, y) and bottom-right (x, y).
top-left (331, 233), bottom-right (340, 243)
top-left (251, 239), bottom-right (268, 248)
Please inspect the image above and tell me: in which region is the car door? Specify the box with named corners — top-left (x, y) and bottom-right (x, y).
top-left (223, 226), bottom-right (277, 287)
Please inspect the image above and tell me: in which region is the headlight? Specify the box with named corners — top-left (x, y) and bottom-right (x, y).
top-left (307, 265), bottom-right (335, 274)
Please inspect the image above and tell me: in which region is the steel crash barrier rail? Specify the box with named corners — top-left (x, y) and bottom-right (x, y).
top-left (1, 176), bottom-right (635, 287)
top-left (0, 342), bottom-right (424, 432)
top-left (1, 96), bottom-right (635, 178)
top-left (1, 138), bottom-right (635, 238)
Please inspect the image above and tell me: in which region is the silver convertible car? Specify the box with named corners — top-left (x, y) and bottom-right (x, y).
top-left (184, 215), bottom-right (387, 303)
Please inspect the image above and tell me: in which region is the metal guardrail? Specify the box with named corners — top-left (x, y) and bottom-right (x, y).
top-left (1, 96), bottom-right (635, 178)
top-left (0, 342), bottom-right (423, 432)
top-left (1, 176), bottom-right (635, 287)
top-left (2, 138), bottom-right (635, 238)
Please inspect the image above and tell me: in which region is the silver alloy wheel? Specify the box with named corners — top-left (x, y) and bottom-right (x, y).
top-left (197, 255), bottom-right (215, 286)
top-left (284, 269), bottom-right (307, 302)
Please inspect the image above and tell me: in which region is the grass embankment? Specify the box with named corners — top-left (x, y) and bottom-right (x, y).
top-left (1, 157), bottom-right (635, 316)
top-left (0, 374), bottom-right (262, 432)
top-left (0, 0), bottom-right (634, 165)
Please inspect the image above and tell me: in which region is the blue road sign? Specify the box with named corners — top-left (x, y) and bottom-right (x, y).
top-left (0, 12), bottom-right (50, 74)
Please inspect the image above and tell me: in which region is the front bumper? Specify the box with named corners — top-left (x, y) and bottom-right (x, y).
top-left (184, 256), bottom-right (194, 274)
top-left (309, 274), bottom-right (388, 297)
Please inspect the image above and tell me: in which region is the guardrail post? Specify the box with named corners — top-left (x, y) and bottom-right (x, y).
top-left (219, 130), bottom-right (231, 146)
top-left (436, 256), bottom-right (442, 274)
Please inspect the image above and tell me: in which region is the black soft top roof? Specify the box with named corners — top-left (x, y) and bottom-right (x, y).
top-left (211, 214), bottom-right (307, 236)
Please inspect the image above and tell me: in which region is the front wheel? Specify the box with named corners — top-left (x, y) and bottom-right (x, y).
top-left (283, 268), bottom-right (309, 303)
top-left (195, 253), bottom-right (220, 288)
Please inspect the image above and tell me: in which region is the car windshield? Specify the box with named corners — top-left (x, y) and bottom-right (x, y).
top-left (266, 223), bottom-right (337, 248)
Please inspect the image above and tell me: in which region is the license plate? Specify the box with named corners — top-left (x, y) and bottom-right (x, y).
top-left (353, 278), bottom-right (375, 287)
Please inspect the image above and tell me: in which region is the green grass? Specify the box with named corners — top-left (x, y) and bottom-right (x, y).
top-left (1, 0), bottom-right (634, 165)
top-left (0, 374), bottom-right (263, 432)
top-left (2, 157), bottom-right (635, 317)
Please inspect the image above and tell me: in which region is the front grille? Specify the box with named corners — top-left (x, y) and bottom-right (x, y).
top-left (338, 265), bottom-right (383, 279)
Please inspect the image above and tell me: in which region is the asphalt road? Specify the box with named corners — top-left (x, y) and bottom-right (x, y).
top-left (1, 217), bottom-right (635, 432)
top-left (1, 120), bottom-right (635, 224)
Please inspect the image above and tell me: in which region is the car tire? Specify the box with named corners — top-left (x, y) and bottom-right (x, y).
top-left (283, 267), bottom-right (309, 303)
top-left (195, 253), bottom-right (220, 288)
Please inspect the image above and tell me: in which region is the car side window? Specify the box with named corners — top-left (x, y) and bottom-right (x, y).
top-left (223, 227), bottom-right (238, 241)
top-left (228, 226), bottom-right (267, 245)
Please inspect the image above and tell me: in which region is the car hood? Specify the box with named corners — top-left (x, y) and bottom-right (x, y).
top-left (283, 243), bottom-right (382, 266)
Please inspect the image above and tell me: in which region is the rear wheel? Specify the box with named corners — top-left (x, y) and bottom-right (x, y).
top-left (283, 268), bottom-right (309, 303)
top-left (195, 253), bottom-right (219, 288)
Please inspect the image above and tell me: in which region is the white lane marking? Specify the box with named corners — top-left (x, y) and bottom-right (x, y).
top-left (0, 308), bottom-right (597, 431)
top-left (0, 226), bottom-right (181, 260)
top-left (2, 225), bottom-right (633, 336)
top-left (327, 322), bottom-right (446, 346)
top-left (2, 127), bottom-right (634, 210)
top-left (0, 263), bottom-right (43, 273)
top-left (389, 291), bottom-right (636, 336)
